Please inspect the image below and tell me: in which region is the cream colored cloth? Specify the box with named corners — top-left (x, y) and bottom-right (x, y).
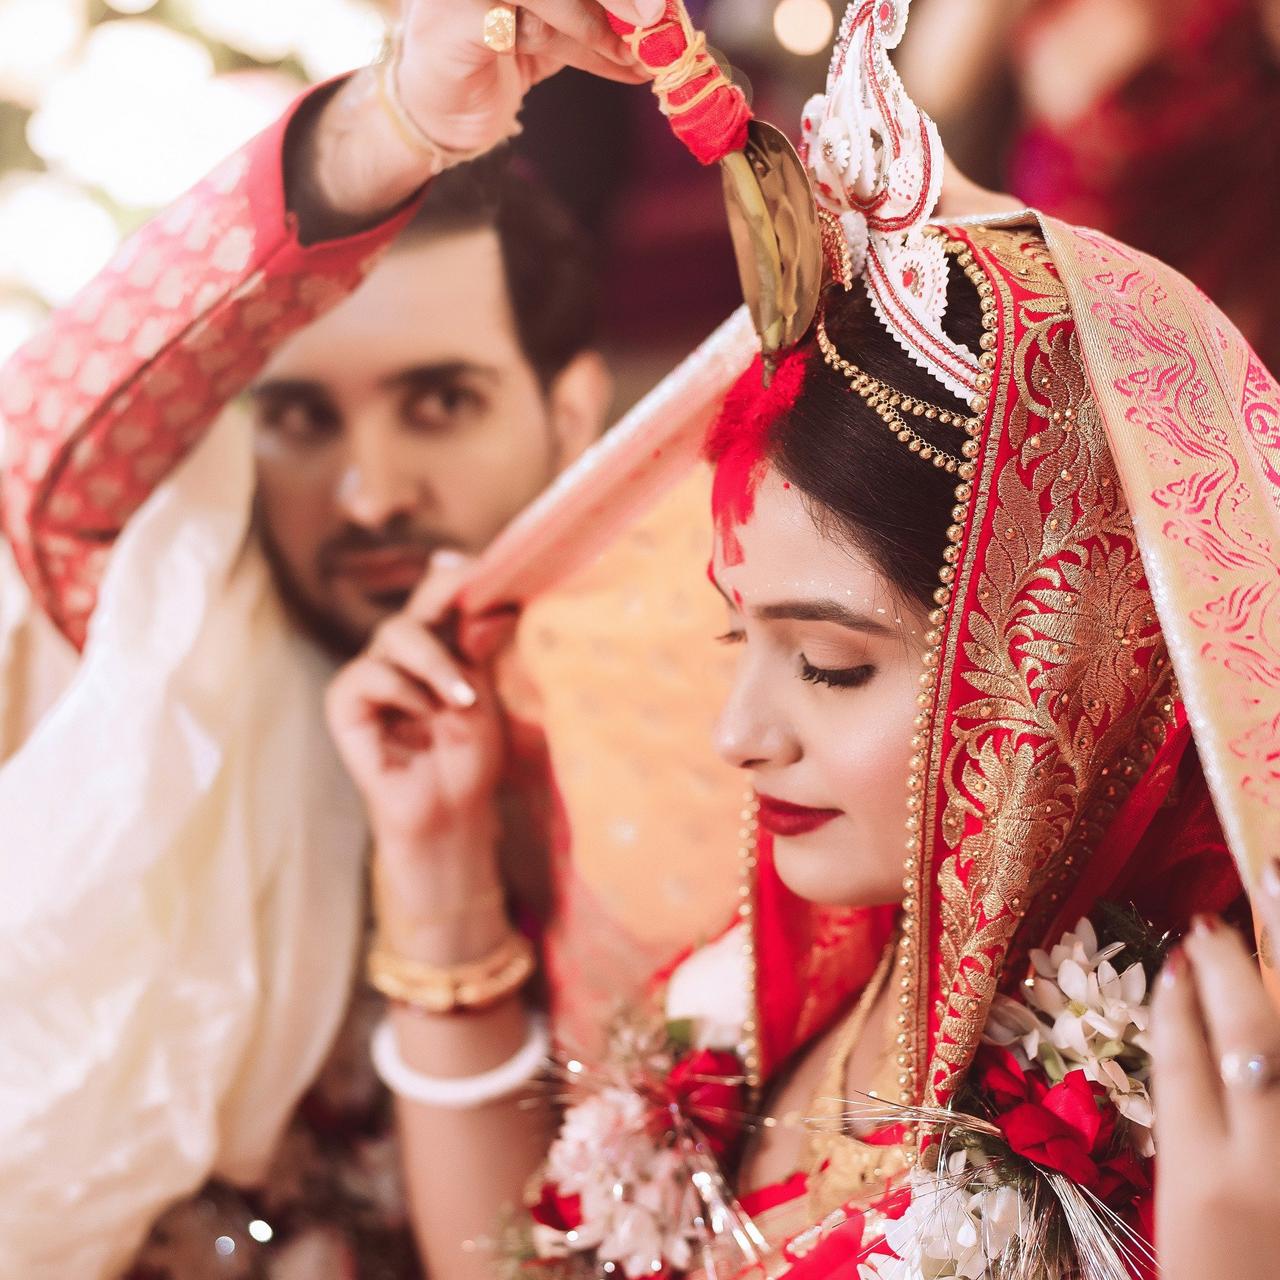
top-left (0, 413), bottom-right (366, 1280)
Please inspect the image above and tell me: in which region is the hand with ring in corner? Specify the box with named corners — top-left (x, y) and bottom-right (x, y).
top-left (1152, 873), bottom-right (1280, 1280)
top-left (393, 0), bottom-right (659, 162)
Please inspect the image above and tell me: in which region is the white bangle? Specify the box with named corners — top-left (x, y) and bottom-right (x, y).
top-left (372, 1012), bottom-right (550, 1109)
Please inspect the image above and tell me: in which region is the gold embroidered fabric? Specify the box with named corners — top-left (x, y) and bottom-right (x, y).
top-left (1039, 215), bottom-right (1280, 890)
top-left (898, 224), bottom-right (1182, 1110)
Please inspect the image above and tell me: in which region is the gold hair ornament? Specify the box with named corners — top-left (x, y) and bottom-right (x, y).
top-left (813, 235), bottom-right (998, 479)
top-left (815, 312), bottom-right (977, 477)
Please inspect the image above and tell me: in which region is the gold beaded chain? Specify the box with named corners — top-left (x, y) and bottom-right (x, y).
top-left (813, 235), bottom-right (998, 481)
top-left (891, 232), bottom-right (1000, 1165)
top-left (814, 316), bottom-right (978, 476)
top-left (737, 791), bottom-right (763, 1093)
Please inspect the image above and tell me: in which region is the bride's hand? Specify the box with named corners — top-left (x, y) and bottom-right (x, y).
top-left (325, 554), bottom-right (514, 951)
top-left (1152, 881), bottom-right (1280, 1280)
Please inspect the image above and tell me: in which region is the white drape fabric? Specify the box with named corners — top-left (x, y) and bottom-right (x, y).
top-left (0, 413), bottom-right (366, 1280)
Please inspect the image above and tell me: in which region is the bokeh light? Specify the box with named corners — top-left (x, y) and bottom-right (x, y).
top-left (0, 173), bottom-right (118, 304)
top-left (0, 0), bottom-right (388, 326)
top-left (28, 21), bottom-right (301, 209)
top-left (0, 298), bottom-right (46, 365)
top-left (773, 0), bottom-right (835, 57)
top-left (176, 0), bottom-right (384, 75)
top-left (0, 0), bottom-right (87, 108)
top-left (294, 0), bottom-right (386, 80)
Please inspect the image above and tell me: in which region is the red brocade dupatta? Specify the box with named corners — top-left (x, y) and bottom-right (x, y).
top-left (895, 219), bottom-right (1247, 1118)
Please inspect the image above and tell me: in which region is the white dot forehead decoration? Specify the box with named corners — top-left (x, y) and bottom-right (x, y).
top-left (799, 0), bottom-right (983, 403)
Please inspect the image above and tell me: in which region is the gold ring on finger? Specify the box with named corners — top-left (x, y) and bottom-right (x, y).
top-left (483, 3), bottom-right (519, 54)
top-left (1219, 1049), bottom-right (1280, 1092)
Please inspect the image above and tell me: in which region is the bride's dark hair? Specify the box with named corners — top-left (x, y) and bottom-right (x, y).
top-left (753, 271), bottom-right (983, 610)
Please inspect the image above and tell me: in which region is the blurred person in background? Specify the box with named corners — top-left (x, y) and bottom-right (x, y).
top-left (897, 0), bottom-right (1280, 373)
top-left (0, 0), bottom-right (639, 1275)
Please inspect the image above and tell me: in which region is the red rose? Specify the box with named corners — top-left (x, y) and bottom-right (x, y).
top-left (529, 1182), bottom-right (583, 1232)
top-left (995, 1069), bottom-right (1115, 1189)
top-left (974, 1045), bottom-right (1048, 1110)
top-left (664, 1049), bottom-right (746, 1157)
top-left (1096, 1146), bottom-right (1152, 1207)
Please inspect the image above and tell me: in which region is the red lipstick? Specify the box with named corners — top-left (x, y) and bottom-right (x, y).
top-left (755, 794), bottom-right (842, 838)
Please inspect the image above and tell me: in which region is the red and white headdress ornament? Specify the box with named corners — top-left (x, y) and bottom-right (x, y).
top-left (801, 1), bottom-right (983, 402)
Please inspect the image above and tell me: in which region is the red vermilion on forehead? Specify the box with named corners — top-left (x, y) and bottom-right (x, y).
top-left (705, 350), bottom-right (809, 568)
top-left (711, 443), bottom-right (769, 566)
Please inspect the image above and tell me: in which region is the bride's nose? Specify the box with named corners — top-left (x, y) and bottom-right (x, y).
top-left (712, 661), bottom-right (801, 772)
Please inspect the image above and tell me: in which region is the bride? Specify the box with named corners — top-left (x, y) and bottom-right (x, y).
top-left (326, 2), bottom-right (1279, 1277)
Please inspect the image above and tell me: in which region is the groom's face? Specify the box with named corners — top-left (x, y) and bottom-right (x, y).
top-left (247, 228), bottom-right (603, 654)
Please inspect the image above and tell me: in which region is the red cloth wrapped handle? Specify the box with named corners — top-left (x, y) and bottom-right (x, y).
top-left (607, 2), bottom-right (751, 165)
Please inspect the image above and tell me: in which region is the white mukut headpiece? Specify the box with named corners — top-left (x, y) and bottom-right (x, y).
top-left (800, 0), bottom-right (983, 402)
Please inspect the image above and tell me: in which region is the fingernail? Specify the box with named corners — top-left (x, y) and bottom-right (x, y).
top-left (1160, 945), bottom-right (1186, 987)
top-left (1263, 857), bottom-right (1280, 899)
top-left (450, 678), bottom-right (477, 708)
top-left (637, 0), bottom-right (665, 25)
top-left (1191, 913), bottom-right (1221, 936)
top-left (433, 550), bottom-right (468, 569)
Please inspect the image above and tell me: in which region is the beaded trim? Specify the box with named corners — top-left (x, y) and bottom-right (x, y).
top-left (814, 238), bottom-right (993, 479)
top-left (738, 792), bottom-right (763, 1092)
top-left (890, 232), bottom-right (1000, 1158)
top-left (815, 314), bottom-right (979, 476)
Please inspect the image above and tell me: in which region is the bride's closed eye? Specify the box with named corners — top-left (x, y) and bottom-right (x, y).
top-left (715, 629), bottom-right (746, 645)
top-left (799, 658), bottom-right (876, 689)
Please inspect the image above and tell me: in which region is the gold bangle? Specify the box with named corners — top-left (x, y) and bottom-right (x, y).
top-left (373, 44), bottom-right (449, 174)
top-left (371, 30), bottom-right (520, 175)
top-left (367, 930), bottom-right (536, 1014)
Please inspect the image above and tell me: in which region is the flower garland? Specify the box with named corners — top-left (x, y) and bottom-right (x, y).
top-left (513, 908), bottom-right (1166, 1280)
top-left (848, 907), bottom-right (1165, 1280)
top-left (513, 924), bottom-right (763, 1279)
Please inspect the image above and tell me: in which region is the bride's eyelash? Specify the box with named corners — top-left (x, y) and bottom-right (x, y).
top-left (800, 659), bottom-right (876, 689)
top-left (715, 630), bottom-right (746, 645)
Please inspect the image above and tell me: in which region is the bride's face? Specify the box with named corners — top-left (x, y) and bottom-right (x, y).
top-left (711, 467), bottom-right (928, 907)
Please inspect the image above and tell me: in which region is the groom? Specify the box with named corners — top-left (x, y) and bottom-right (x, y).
top-left (0, 2), bottom-right (650, 1275)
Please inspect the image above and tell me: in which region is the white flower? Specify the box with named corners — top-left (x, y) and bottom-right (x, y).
top-left (802, 94), bottom-right (858, 196)
top-left (878, 1150), bottom-right (1028, 1280)
top-left (664, 924), bottom-right (750, 1052)
top-left (546, 1087), bottom-right (651, 1193)
top-left (983, 993), bottom-right (1045, 1062)
top-left (591, 1147), bottom-right (698, 1275)
top-left (1030, 917), bottom-right (1121, 989)
top-left (1029, 918), bottom-right (1148, 1054)
top-left (815, 118), bottom-right (853, 184)
top-left (992, 917), bottom-right (1156, 1152)
top-left (542, 1090), bottom-right (705, 1275)
top-left (1092, 1058), bottom-right (1155, 1153)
